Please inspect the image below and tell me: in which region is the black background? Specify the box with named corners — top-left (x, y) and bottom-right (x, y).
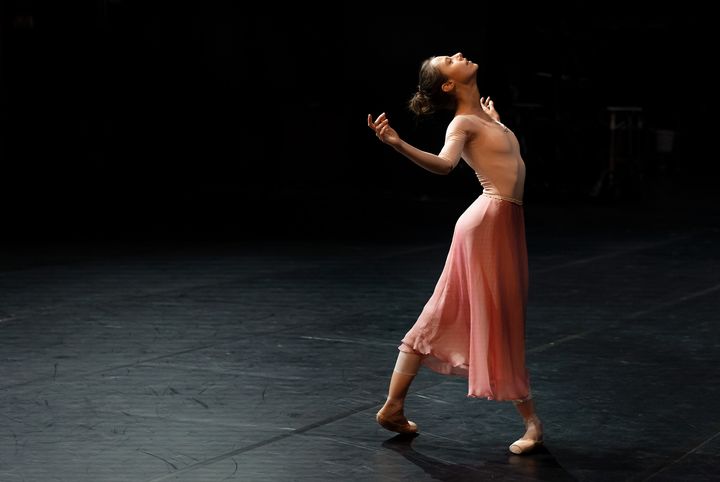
top-left (1, 3), bottom-right (716, 244)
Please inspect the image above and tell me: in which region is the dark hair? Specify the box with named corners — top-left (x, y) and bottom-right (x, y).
top-left (408, 56), bottom-right (457, 116)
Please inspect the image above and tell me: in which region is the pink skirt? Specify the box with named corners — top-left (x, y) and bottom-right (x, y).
top-left (399, 192), bottom-right (531, 402)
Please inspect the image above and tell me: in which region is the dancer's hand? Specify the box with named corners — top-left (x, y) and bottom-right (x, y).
top-left (368, 113), bottom-right (400, 147)
top-left (481, 96), bottom-right (500, 122)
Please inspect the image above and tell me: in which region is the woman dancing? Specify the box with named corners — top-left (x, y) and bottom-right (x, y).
top-left (367, 51), bottom-right (543, 455)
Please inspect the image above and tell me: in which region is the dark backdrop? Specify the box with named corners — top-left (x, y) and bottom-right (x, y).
top-left (1, 3), bottom-right (715, 244)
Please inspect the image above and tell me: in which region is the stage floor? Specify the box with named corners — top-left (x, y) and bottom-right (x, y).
top-left (1, 193), bottom-right (719, 481)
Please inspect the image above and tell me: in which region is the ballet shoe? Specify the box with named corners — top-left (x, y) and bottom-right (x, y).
top-left (508, 436), bottom-right (543, 454)
top-left (508, 414), bottom-right (543, 454)
top-left (376, 410), bottom-right (418, 434)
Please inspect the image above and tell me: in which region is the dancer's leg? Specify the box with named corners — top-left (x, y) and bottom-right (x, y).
top-left (509, 393), bottom-right (544, 454)
top-left (376, 350), bottom-right (423, 433)
top-left (387, 351), bottom-right (422, 399)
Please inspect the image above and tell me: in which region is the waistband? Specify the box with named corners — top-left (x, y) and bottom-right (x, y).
top-left (482, 192), bottom-right (524, 205)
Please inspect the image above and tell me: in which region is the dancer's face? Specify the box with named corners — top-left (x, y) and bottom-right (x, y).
top-left (430, 52), bottom-right (478, 84)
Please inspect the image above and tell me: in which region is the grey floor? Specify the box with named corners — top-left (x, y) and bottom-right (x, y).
top-left (1, 188), bottom-right (719, 481)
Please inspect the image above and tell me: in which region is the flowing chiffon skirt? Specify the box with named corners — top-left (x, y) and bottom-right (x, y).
top-left (398, 192), bottom-right (531, 401)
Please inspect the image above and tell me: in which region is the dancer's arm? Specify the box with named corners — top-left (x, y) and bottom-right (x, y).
top-left (390, 139), bottom-right (455, 175)
top-left (368, 113), bottom-right (467, 176)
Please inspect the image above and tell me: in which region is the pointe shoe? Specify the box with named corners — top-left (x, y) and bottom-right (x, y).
top-left (509, 436), bottom-right (543, 454)
top-left (376, 410), bottom-right (418, 434)
top-left (508, 415), bottom-right (543, 454)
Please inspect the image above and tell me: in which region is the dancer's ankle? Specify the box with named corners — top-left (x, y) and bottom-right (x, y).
top-left (381, 398), bottom-right (404, 413)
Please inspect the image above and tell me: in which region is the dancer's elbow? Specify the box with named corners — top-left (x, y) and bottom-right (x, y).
top-left (436, 157), bottom-right (453, 175)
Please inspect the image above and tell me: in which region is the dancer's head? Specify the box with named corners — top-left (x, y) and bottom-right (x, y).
top-left (409, 52), bottom-right (478, 116)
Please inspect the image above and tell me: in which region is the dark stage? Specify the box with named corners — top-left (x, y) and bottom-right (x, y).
top-left (1, 4), bottom-right (719, 482)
